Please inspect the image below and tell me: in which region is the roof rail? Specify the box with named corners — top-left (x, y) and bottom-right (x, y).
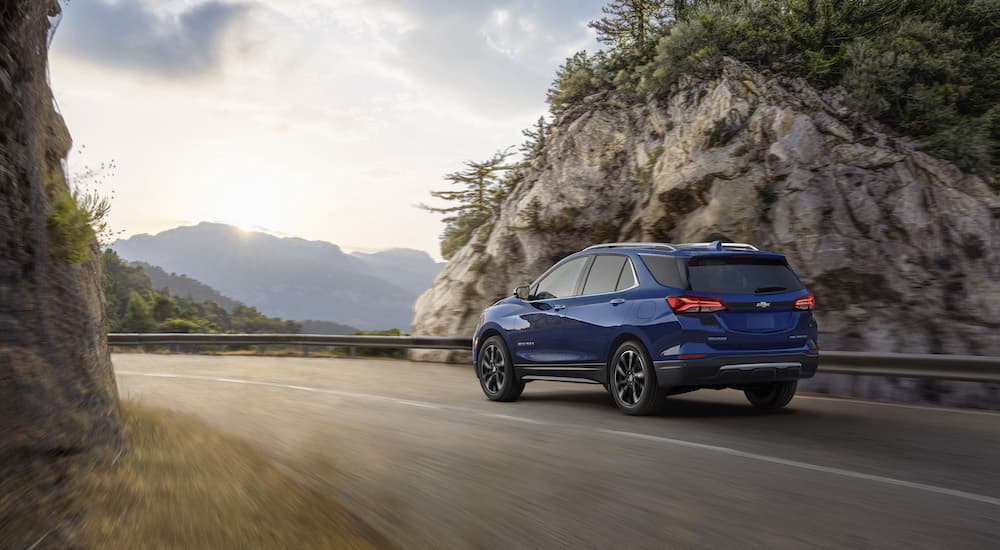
top-left (674, 241), bottom-right (759, 251)
top-left (583, 242), bottom-right (678, 252)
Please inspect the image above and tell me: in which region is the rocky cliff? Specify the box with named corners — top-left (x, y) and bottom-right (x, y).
top-left (1, 2), bottom-right (121, 546)
top-left (412, 58), bottom-right (999, 363)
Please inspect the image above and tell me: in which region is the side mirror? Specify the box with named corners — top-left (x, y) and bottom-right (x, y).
top-left (514, 286), bottom-right (531, 301)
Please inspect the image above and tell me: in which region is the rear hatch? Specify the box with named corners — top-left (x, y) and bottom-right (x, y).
top-left (683, 255), bottom-right (811, 350)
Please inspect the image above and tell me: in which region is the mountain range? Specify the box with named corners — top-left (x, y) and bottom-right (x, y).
top-left (113, 223), bottom-right (444, 330)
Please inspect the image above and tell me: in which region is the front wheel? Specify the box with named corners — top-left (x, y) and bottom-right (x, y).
top-left (477, 336), bottom-right (524, 402)
top-left (744, 381), bottom-right (797, 411)
top-left (609, 341), bottom-right (666, 416)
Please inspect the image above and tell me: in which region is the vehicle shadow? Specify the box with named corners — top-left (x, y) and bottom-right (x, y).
top-left (519, 389), bottom-right (800, 418)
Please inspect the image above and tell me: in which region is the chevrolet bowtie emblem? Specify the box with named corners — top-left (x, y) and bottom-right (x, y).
top-left (756, 301), bottom-right (771, 308)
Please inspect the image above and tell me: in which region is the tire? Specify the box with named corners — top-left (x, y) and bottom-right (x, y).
top-left (477, 335), bottom-right (524, 402)
top-left (608, 341), bottom-right (666, 416)
top-left (744, 380), bottom-right (797, 411)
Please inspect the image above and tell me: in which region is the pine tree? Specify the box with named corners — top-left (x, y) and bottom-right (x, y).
top-left (422, 148), bottom-right (517, 259)
top-left (588, 0), bottom-right (673, 50)
top-left (546, 50), bottom-right (600, 113)
top-left (521, 116), bottom-right (549, 158)
top-left (422, 148), bottom-right (516, 218)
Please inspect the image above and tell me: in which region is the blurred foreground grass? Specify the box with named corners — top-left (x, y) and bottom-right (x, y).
top-left (79, 401), bottom-right (384, 549)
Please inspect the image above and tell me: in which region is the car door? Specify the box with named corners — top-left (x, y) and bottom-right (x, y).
top-left (557, 254), bottom-right (637, 365)
top-left (511, 256), bottom-right (591, 365)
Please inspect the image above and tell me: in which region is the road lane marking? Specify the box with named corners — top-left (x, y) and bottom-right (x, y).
top-left (603, 429), bottom-right (1000, 507)
top-left (479, 413), bottom-right (549, 425)
top-left (395, 399), bottom-right (441, 409)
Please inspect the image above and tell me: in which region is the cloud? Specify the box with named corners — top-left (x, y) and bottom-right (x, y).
top-left (56, 0), bottom-right (255, 76)
top-left (346, 0), bottom-right (605, 118)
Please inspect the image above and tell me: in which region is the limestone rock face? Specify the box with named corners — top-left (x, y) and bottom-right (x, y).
top-left (412, 59), bottom-right (999, 363)
top-left (1, 2), bottom-right (121, 545)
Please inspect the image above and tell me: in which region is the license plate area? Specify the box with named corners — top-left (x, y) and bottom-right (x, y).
top-left (747, 315), bottom-right (775, 330)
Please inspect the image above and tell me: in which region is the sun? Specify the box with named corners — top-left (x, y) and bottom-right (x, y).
top-left (205, 183), bottom-right (292, 237)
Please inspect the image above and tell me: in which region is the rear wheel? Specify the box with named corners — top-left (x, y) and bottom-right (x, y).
top-left (477, 336), bottom-right (524, 402)
top-left (744, 381), bottom-right (797, 411)
top-left (609, 341), bottom-right (666, 416)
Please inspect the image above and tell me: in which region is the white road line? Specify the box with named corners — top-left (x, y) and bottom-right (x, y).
top-left (795, 394), bottom-right (1000, 417)
top-left (603, 429), bottom-right (1000, 507)
top-left (478, 413), bottom-right (549, 425)
top-left (395, 399), bottom-right (441, 409)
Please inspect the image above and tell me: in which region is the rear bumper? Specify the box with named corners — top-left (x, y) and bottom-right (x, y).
top-left (653, 353), bottom-right (819, 389)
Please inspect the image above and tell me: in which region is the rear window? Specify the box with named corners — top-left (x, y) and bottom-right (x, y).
top-left (687, 257), bottom-right (803, 294)
top-left (640, 254), bottom-right (686, 288)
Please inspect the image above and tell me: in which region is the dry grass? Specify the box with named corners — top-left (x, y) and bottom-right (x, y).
top-left (78, 401), bottom-right (386, 549)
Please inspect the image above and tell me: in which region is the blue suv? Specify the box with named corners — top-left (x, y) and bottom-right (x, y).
top-left (473, 242), bottom-right (819, 415)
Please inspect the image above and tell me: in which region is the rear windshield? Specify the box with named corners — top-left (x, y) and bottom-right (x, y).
top-left (640, 254), bottom-right (686, 288)
top-left (686, 257), bottom-right (803, 295)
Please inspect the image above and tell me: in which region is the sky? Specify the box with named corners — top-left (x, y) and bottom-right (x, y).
top-left (49, 0), bottom-right (605, 259)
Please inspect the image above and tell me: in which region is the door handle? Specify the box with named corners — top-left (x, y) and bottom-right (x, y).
top-left (609, 298), bottom-right (626, 305)
top-left (553, 304), bottom-right (566, 311)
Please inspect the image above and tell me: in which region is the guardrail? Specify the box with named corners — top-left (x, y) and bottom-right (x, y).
top-left (108, 334), bottom-right (1000, 383)
top-left (108, 333), bottom-right (469, 349)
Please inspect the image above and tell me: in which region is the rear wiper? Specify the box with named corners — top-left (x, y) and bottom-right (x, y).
top-left (754, 286), bottom-right (788, 294)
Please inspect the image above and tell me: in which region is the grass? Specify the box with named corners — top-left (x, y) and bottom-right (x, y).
top-left (78, 401), bottom-right (385, 549)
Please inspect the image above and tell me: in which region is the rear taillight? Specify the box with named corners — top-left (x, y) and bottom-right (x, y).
top-left (667, 296), bottom-right (726, 313)
top-left (794, 294), bottom-right (815, 311)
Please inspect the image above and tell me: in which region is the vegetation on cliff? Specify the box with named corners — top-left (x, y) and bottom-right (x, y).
top-left (550, 0), bottom-right (999, 177)
top-left (426, 0), bottom-right (1000, 258)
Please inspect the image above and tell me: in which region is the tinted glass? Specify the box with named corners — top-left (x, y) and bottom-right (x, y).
top-left (533, 257), bottom-right (588, 300)
top-left (640, 254), bottom-right (685, 288)
top-left (616, 258), bottom-right (636, 290)
top-left (582, 255), bottom-right (627, 295)
top-left (687, 257), bottom-right (803, 294)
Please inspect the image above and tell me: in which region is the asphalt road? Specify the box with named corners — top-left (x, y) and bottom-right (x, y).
top-left (113, 354), bottom-right (1000, 549)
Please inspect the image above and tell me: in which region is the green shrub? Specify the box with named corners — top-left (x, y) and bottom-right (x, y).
top-left (156, 318), bottom-right (215, 333)
top-left (47, 175), bottom-right (98, 264)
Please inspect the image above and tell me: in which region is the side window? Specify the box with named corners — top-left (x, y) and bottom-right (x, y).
top-left (616, 258), bottom-right (637, 290)
top-left (532, 257), bottom-right (588, 300)
top-left (640, 254), bottom-right (685, 288)
top-left (582, 255), bottom-right (628, 295)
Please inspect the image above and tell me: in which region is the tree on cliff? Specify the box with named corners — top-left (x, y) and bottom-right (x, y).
top-left (589, 0), bottom-right (674, 49)
top-left (422, 149), bottom-right (516, 259)
top-left (521, 117), bottom-right (550, 158)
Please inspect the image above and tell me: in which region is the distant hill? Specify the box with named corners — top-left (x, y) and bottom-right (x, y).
top-left (137, 262), bottom-right (241, 311)
top-left (112, 223), bottom-right (444, 330)
top-left (299, 320), bottom-right (359, 335)
top-left (102, 250), bottom-right (300, 334)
